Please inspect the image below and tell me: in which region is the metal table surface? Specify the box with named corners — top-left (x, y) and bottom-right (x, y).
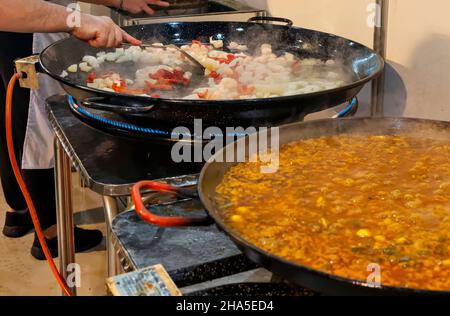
top-left (111, 199), bottom-right (258, 289)
top-left (46, 94), bottom-right (202, 295)
top-left (46, 95), bottom-right (202, 197)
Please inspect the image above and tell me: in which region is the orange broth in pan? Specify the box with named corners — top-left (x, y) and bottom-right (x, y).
top-left (215, 135), bottom-right (450, 290)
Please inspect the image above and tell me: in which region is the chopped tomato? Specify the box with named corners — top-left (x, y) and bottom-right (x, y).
top-left (209, 71), bottom-right (219, 78)
top-left (111, 80), bottom-right (125, 91)
top-left (157, 78), bottom-right (173, 85)
top-left (155, 84), bottom-right (173, 91)
top-left (111, 80), bottom-right (146, 95)
top-left (226, 54), bottom-right (236, 63)
top-left (166, 75), bottom-right (190, 86)
top-left (86, 72), bottom-right (96, 83)
top-left (145, 80), bottom-right (173, 91)
top-left (149, 69), bottom-right (173, 80)
top-left (172, 69), bottom-right (191, 86)
top-left (144, 81), bottom-right (154, 90)
top-left (149, 70), bottom-right (174, 88)
top-left (192, 40), bottom-right (211, 49)
top-left (197, 89), bottom-right (209, 99)
top-left (173, 69), bottom-right (184, 77)
top-left (111, 83), bottom-right (120, 92)
top-left (167, 70), bottom-right (184, 84)
top-left (149, 69), bottom-right (190, 87)
top-left (151, 94), bottom-right (161, 98)
top-left (211, 54), bottom-right (236, 65)
top-left (111, 83), bottom-right (146, 95)
top-left (209, 71), bottom-right (222, 84)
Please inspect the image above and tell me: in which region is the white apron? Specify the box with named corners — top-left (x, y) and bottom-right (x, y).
top-left (22, 0), bottom-right (71, 169)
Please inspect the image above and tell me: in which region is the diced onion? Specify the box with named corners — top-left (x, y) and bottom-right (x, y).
top-left (79, 62), bottom-right (93, 72)
top-left (82, 55), bottom-right (100, 68)
top-left (67, 64), bottom-right (78, 73)
top-left (209, 37), bottom-right (224, 49)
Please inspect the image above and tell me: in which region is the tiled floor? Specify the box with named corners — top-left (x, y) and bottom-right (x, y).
top-left (0, 173), bottom-right (107, 296)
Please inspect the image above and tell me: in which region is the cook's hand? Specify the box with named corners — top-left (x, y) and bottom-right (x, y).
top-left (121, 0), bottom-right (170, 15)
top-left (70, 14), bottom-right (141, 48)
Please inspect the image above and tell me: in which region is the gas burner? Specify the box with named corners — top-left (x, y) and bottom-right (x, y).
top-left (68, 95), bottom-right (359, 142)
top-left (68, 96), bottom-right (176, 141)
top-left (68, 96), bottom-right (254, 142)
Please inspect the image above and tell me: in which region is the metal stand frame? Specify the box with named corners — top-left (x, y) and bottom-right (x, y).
top-left (102, 196), bottom-right (121, 277)
top-left (55, 138), bottom-right (122, 296)
top-left (371, 0), bottom-right (389, 117)
top-left (54, 139), bottom-right (76, 296)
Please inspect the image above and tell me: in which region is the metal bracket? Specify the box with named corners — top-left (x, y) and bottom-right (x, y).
top-left (14, 55), bottom-right (39, 90)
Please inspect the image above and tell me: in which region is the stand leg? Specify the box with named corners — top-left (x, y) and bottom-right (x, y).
top-left (54, 139), bottom-right (77, 296)
top-left (371, 0), bottom-right (389, 117)
top-left (102, 196), bottom-right (120, 277)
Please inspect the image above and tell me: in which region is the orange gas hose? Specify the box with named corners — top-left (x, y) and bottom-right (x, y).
top-left (6, 73), bottom-right (72, 296)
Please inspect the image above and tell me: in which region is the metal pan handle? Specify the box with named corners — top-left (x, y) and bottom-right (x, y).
top-left (131, 181), bottom-right (211, 227)
top-left (81, 97), bottom-right (154, 114)
top-left (248, 16), bottom-right (294, 28)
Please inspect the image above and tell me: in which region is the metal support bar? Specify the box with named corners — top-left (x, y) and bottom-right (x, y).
top-left (102, 195), bottom-right (121, 277)
top-left (371, 0), bottom-right (389, 117)
top-left (54, 139), bottom-right (77, 296)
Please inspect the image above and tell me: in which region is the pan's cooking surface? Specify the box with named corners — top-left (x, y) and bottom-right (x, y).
top-left (39, 21), bottom-right (383, 104)
top-left (39, 20), bottom-right (383, 128)
top-left (60, 43), bottom-right (355, 100)
top-left (215, 134), bottom-right (450, 291)
top-left (199, 118), bottom-right (450, 294)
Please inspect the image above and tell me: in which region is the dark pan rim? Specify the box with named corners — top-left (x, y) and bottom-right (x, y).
top-left (39, 21), bottom-right (385, 106)
top-left (198, 117), bottom-right (450, 295)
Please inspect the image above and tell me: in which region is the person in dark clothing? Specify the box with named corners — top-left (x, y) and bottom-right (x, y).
top-left (0, 29), bottom-right (107, 260)
top-left (0, 32), bottom-right (34, 237)
top-left (1, 0), bottom-right (168, 260)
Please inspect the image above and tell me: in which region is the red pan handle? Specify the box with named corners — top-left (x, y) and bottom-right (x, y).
top-left (131, 181), bottom-right (210, 227)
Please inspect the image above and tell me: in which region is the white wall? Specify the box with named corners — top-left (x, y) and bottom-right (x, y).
top-left (81, 0), bottom-right (450, 120)
top-left (244, 0), bottom-right (450, 120)
top-left (242, 0), bottom-right (374, 47)
top-left (385, 0), bottom-right (450, 120)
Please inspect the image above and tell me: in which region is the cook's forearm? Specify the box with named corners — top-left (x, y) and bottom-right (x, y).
top-left (80, 0), bottom-right (121, 8)
top-left (0, 0), bottom-right (72, 33)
